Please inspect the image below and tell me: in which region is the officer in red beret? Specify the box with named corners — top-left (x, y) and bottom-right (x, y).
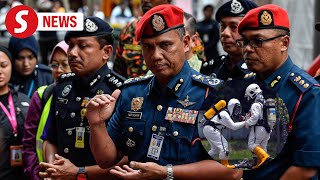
top-left (236, 4), bottom-right (320, 179)
top-left (87, 4), bottom-right (243, 180)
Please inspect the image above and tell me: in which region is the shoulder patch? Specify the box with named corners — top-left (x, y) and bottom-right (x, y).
top-left (57, 72), bottom-right (75, 82)
top-left (124, 74), bottom-right (154, 85)
top-left (289, 72), bottom-right (313, 93)
top-left (105, 71), bottom-right (126, 89)
top-left (192, 74), bottom-right (222, 88)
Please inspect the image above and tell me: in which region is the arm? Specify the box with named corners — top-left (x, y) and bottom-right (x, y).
top-left (110, 160), bottom-right (242, 180)
top-left (280, 166), bottom-right (317, 180)
top-left (44, 140), bottom-right (58, 164)
top-left (244, 103), bottom-right (261, 127)
top-left (22, 92), bottom-right (42, 180)
top-left (87, 90), bottom-right (122, 168)
top-left (219, 111), bottom-right (245, 131)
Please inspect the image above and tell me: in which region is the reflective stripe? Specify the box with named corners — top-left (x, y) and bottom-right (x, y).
top-left (36, 85), bottom-right (52, 162)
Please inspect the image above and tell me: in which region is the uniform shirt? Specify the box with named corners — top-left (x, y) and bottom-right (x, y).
top-left (0, 90), bottom-right (29, 180)
top-left (243, 57), bottom-right (320, 179)
top-left (107, 62), bottom-right (221, 165)
top-left (45, 64), bottom-right (125, 167)
top-left (10, 64), bottom-right (54, 98)
top-left (200, 55), bottom-right (252, 81)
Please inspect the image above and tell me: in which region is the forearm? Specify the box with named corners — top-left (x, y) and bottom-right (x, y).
top-left (90, 123), bottom-right (119, 168)
top-left (86, 156), bottom-right (128, 180)
top-left (172, 160), bottom-right (242, 180)
top-left (280, 166), bottom-right (317, 180)
top-left (43, 140), bottom-right (58, 163)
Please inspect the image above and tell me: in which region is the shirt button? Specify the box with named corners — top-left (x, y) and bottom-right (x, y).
top-left (152, 125), bottom-right (157, 132)
top-left (64, 148), bottom-right (69, 153)
top-left (128, 127), bottom-right (133, 132)
top-left (179, 78), bottom-right (183, 83)
top-left (173, 131), bottom-right (179, 137)
top-left (70, 112), bottom-right (75, 118)
top-left (157, 105), bottom-right (163, 111)
top-left (56, 111), bottom-right (59, 115)
top-left (67, 130), bottom-right (72, 135)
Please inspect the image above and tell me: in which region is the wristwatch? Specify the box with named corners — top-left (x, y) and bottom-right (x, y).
top-left (165, 164), bottom-right (174, 180)
top-left (77, 167), bottom-right (88, 180)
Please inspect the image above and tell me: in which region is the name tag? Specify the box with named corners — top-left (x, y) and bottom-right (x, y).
top-left (165, 107), bottom-right (198, 124)
top-left (75, 127), bottom-right (85, 148)
top-left (10, 145), bottom-right (23, 167)
top-left (147, 133), bottom-right (164, 161)
top-left (126, 111), bottom-right (142, 119)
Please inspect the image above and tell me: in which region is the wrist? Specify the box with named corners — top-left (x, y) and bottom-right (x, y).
top-left (77, 167), bottom-right (88, 180)
top-left (89, 122), bottom-right (106, 128)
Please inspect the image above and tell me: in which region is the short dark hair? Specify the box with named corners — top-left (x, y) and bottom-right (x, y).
top-left (95, 34), bottom-right (114, 49)
top-left (174, 27), bottom-right (186, 41)
top-left (203, 4), bottom-right (214, 12)
top-left (275, 29), bottom-right (290, 36)
top-left (184, 12), bottom-right (197, 35)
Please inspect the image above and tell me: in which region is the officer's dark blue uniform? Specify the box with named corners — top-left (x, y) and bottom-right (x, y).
top-left (44, 17), bottom-right (126, 167)
top-left (107, 61), bottom-right (221, 165)
top-left (236, 4), bottom-right (320, 179)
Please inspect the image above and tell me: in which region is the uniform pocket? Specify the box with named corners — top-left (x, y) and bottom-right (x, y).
top-left (121, 120), bottom-right (146, 153)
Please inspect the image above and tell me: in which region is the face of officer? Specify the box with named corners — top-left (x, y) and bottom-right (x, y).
top-left (220, 16), bottom-right (243, 57)
top-left (240, 29), bottom-right (289, 79)
top-left (141, 0), bottom-right (171, 14)
top-left (14, 49), bottom-right (37, 76)
top-left (0, 52), bottom-right (12, 94)
top-left (141, 29), bottom-right (189, 86)
top-left (50, 48), bottom-right (71, 81)
top-left (67, 36), bottom-right (112, 77)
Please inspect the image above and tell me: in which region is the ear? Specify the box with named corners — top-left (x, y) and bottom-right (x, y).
top-left (101, 45), bottom-right (113, 62)
top-left (183, 34), bottom-right (191, 53)
top-left (280, 35), bottom-right (290, 52)
top-left (190, 34), bottom-right (198, 49)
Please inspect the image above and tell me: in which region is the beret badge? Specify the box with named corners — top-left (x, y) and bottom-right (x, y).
top-left (260, 11), bottom-right (272, 26)
top-left (230, 0), bottom-right (244, 14)
top-left (152, 14), bottom-right (165, 32)
top-left (85, 19), bottom-right (98, 32)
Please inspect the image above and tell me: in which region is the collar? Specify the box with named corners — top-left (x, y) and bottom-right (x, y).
top-left (148, 61), bottom-right (192, 98)
top-left (263, 57), bottom-right (294, 90)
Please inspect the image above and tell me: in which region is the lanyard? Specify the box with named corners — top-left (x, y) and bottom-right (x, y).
top-left (0, 93), bottom-right (18, 136)
top-left (27, 80), bottom-right (35, 98)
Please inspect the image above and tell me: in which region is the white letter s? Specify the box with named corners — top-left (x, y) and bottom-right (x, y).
top-left (14, 10), bottom-right (28, 33)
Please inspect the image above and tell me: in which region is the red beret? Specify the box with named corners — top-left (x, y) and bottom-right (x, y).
top-left (238, 4), bottom-right (290, 34)
top-left (135, 4), bottom-right (184, 41)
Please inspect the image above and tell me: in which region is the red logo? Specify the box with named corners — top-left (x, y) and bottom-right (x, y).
top-left (5, 5), bottom-right (38, 38)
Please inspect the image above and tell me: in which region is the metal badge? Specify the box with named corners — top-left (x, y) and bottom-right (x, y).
top-left (126, 138), bottom-right (136, 147)
top-left (260, 11), bottom-right (272, 25)
top-left (230, 0), bottom-right (244, 14)
top-left (152, 14), bottom-right (165, 32)
top-left (177, 96), bottom-right (196, 108)
top-left (96, 90), bottom-right (104, 95)
top-left (62, 85), bottom-right (72, 97)
top-left (85, 18), bottom-right (98, 32)
top-left (131, 97), bottom-right (144, 111)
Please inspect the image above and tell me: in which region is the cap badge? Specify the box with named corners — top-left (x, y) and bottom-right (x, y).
top-left (152, 14), bottom-right (165, 32)
top-left (131, 97), bottom-right (144, 111)
top-left (230, 0), bottom-right (244, 14)
top-left (85, 19), bottom-right (98, 32)
top-left (260, 11), bottom-right (272, 25)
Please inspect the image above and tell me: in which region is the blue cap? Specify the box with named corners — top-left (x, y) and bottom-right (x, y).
top-left (64, 16), bottom-right (113, 42)
top-left (8, 35), bottom-right (39, 61)
top-left (215, 0), bottom-right (258, 22)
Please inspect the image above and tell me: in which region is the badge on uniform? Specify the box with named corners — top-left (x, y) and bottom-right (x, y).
top-left (10, 145), bottom-right (23, 167)
top-left (147, 133), bottom-right (164, 160)
top-left (165, 107), bottom-right (198, 124)
top-left (131, 97), bottom-right (144, 111)
top-left (75, 127), bottom-right (85, 148)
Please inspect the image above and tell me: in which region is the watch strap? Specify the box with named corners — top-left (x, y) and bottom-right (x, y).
top-left (165, 164), bottom-right (174, 180)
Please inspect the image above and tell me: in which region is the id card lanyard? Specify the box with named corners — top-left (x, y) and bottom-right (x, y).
top-left (0, 93), bottom-right (18, 136)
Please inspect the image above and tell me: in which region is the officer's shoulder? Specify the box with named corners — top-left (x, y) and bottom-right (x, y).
top-left (104, 71), bottom-right (126, 89)
top-left (191, 74), bottom-right (222, 88)
top-left (36, 64), bottom-right (52, 72)
top-left (287, 69), bottom-right (317, 93)
top-left (57, 72), bottom-right (76, 83)
top-left (123, 74), bottom-right (154, 86)
top-left (202, 55), bottom-right (227, 69)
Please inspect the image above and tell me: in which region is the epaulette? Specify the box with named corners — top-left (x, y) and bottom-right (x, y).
top-left (243, 72), bottom-right (256, 79)
top-left (123, 74), bottom-right (154, 85)
top-left (192, 74), bottom-right (222, 88)
top-left (105, 71), bottom-right (126, 89)
top-left (289, 72), bottom-right (313, 93)
top-left (202, 55), bottom-right (226, 69)
top-left (57, 72), bottom-right (76, 82)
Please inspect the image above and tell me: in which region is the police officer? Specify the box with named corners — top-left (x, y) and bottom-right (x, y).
top-left (39, 17), bottom-right (126, 179)
top-left (87, 5), bottom-right (242, 180)
top-left (113, 0), bottom-right (172, 78)
top-left (200, 0), bottom-right (257, 81)
top-left (8, 36), bottom-right (53, 98)
top-left (236, 4), bottom-right (320, 179)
